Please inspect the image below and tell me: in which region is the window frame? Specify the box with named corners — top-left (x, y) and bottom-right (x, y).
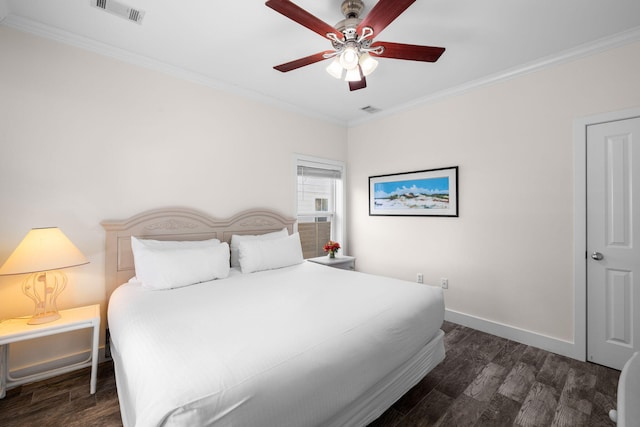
top-left (293, 154), bottom-right (346, 257)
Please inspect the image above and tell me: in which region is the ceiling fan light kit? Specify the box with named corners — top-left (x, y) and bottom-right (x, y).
top-left (265, 0), bottom-right (445, 91)
top-left (339, 45), bottom-right (360, 70)
top-left (359, 52), bottom-right (379, 76)
top-left (326, 57), bottom-right (344, 79)
top-left (345, 67), bottom-right (363, 82)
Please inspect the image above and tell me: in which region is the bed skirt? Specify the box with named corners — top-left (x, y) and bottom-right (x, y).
top-left (112, 329), bottom-right (445, 427)
top-left (326, 328), bottom-right (445, 427)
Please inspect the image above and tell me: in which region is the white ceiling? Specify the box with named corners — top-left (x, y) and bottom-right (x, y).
top-left (2, 0), bottom-right (640, 126)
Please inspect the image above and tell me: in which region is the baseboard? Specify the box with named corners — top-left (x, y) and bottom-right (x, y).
top-left (445, 309), bottom-right (582, 361)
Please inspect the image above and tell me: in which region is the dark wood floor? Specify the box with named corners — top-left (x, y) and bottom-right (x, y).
top-left (370, 322), bottom-right (620, 427)
top-left (0, 321), bottom-right (620, 426)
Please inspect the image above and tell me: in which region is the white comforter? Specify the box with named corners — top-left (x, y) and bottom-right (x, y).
top-left (108, 261), bottom-right (444, 427)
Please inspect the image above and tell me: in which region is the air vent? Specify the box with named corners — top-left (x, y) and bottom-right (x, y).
top-left (361, 106), bottom-right (382, 114)
top-left (92, 0), bottom-right (145, 24)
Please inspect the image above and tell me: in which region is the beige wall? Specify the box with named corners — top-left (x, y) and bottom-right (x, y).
top-left (0, 27), bottom-right (347, 371)
top-left (347, 41), bottom-right (640, 345)
top-left (2, 22), bottom-right (639, 373)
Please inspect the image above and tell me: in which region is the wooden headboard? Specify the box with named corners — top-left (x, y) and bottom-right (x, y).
top-left (101, 207), bottom-right (296, 301)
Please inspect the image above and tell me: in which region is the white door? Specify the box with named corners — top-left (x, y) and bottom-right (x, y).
top-left (587, 116), bottom-right (640, 370)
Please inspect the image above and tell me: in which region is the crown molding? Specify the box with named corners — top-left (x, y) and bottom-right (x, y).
top-left (0, 15), bottom-right (347, 127)
top-left (349, 26), bottom-right (640, 127)
top-left (3, 13), bottom-right (638, 129)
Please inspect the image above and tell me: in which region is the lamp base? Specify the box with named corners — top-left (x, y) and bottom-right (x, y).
top-left (23, 270), bottom-right (67, 325)
top-left (28, 312), bottom-right (61, 325)
top-left (27, 312), bottom-right (60, 325)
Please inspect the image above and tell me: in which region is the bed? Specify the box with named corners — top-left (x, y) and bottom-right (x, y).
top-left (102, 207), bottom-right (445, 427)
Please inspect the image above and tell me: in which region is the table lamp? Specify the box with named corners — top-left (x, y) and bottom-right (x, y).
top-left (0, 227), bottom-right (89, 325)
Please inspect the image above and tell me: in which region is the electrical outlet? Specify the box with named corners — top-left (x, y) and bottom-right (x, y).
top-left (440, 278), bottom-right (449, 289)
top-left (417, 273), bottom-right (424, 284)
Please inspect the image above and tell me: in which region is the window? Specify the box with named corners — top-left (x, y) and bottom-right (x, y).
top-left (295, 155), bottom-right (345, 259)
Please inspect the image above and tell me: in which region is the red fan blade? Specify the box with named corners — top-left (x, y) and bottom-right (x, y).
top-left (357, 0), bottom-right (416, 37)
top-left (266, 0), bottom-right (342, 40)
top-left (274, 51), bottom-right (334, 72)
top-left (348, 77), bottom-right (367, 91)
top-left (348, 67), bottom-right (367, 91)
top-left (372, 42), bottom-right (445, 62)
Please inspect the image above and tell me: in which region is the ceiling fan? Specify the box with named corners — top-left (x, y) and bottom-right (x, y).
top-left (265, 0), bottom-right (446, 91)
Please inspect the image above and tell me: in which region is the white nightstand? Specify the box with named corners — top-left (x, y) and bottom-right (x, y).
top-left (308, 255), bottom-right (356, 271)
top-left (0, 304), bottom-right (100, 398)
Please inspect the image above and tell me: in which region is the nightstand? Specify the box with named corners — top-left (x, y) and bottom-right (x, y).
top-left (0, 304), bottom-right (100, 398)
top-left (308, 255), bottom-right (356, 271)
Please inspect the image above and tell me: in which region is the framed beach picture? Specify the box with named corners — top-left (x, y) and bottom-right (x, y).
top-left (369, 167), bottom-right (458, 217)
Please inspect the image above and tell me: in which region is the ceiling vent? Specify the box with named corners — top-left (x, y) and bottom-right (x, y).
top-left (361, 106), bottom-right (382, 114)
top-left (92, 0), bottom-right (145, 24)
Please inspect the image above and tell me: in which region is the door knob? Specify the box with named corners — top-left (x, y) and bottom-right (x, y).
top-left (591, 251), bottom-right (604, 261)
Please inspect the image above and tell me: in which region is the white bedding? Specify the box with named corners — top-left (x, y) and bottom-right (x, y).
top-left (108, 261), bottom-right (445, 427)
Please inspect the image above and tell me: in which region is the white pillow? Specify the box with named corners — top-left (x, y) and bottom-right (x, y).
top-left (132, 237), bottom-right (221, 249)
top-left (131, 237), bottom-right (230, 290)
top-left (230, 228), bottom-right (288, 268)
top-left (238, 233), bottom-right (303, 274)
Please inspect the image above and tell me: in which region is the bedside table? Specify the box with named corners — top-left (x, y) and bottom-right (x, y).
top-left (308, 255), bottom-right (356, 271)
top-left (0, 304), bottom-right (100, 398)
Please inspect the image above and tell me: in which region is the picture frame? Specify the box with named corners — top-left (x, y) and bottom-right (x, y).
top-left (369, 166), bottom-right (458, 217)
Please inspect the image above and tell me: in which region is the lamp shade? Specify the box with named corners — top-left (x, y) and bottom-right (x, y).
top-left (359, 52), bottom-right (378, 76)
top-left (0, 227), bottom-right (89, 276)
top-left (326, 57), bottom-right (344, 79)
top-left (344, 66), bottom-right (362, 82)
top-left (339, 46), bottom-right (359, 70)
